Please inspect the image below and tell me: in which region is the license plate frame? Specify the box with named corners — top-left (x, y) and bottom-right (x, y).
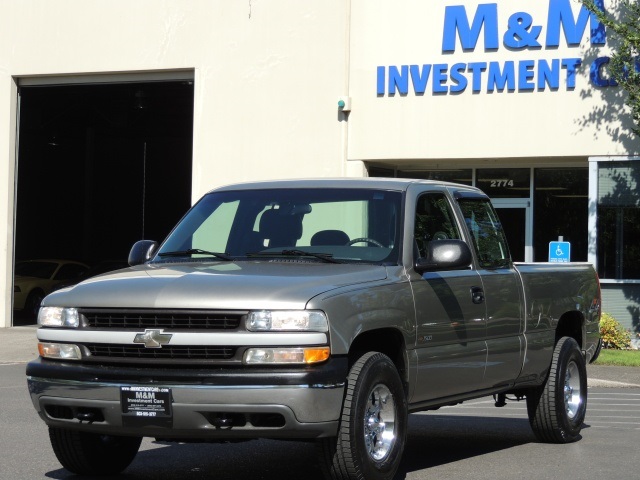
top-left (120, 386), bottom-right (173, 427)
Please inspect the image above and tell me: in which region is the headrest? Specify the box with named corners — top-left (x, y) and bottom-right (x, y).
top-left (259, 207), bottom-right (307, 245)
top-left (311, 229), bottom-right (350, 246)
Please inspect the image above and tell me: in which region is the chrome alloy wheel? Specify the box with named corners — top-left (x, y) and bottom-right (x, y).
top-left (564, 360), bottom-right (582, 419)
top-left (363, 384), bottom-right (397, 461)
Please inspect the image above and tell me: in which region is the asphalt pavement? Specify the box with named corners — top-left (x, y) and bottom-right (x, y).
top-left (3, 325), bottom-right (640, 387)
top-left (1, 325), bottom-right (39, 364)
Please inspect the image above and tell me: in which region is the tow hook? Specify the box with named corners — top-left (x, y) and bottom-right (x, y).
top-left (210, 414), bottom-right (234, 428)
top-left (76, 412), bottom-right (97, 422)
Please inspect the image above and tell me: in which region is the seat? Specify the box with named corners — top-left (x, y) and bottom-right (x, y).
top-left (310, 229), bottom-right (350, 246)
top-left (259, 208), bottom-right (304, 248)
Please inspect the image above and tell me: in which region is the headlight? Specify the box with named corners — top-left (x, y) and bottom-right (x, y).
top-left (38, 307), bottom-right (80, 327)
top-left (244, 347), bottom-right (330, 365)
top-left (38, 342), bottom-right (82, 360)
top-left (246, 310), bottom-right (328, 332)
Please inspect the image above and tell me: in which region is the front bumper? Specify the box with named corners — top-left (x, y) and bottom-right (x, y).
top-left (27, 357), bottom-right (347, 440)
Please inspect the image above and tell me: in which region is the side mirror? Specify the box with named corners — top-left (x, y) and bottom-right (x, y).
top-left (128, 240), bottom-right (158, 266)
top-left (414, 239), bottom-right (472, 274)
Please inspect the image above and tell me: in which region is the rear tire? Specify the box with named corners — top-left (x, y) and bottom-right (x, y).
top-left (317, 352), bottom-right (407, 480)
top-left (49, 427), bottom-right (142, 475)
top-left (526, 336), bottom-right (587, 443)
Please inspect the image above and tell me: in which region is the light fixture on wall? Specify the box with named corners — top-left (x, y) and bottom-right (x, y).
top-left (134, 89), bottom-right (147, 110)
top-left (338, 96), bottom-right (351, 112)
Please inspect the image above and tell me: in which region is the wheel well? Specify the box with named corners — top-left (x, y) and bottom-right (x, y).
top-left (555, 311), bottom-right (583, 349)
top-left (348, 328), bottom-right (407, 385)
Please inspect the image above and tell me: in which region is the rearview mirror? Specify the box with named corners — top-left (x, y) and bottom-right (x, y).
top-left (414, 239), bottom-right (472, 274)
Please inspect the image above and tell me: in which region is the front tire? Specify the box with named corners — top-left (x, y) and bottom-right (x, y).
top-left (49, 427), bottom-right (142, 475)
top-left (526, 336), bottom-right (587, 443)
top-left (25, 290), bottom-right (44, 319)
top-left (317, 352), bottom-right (407, 480)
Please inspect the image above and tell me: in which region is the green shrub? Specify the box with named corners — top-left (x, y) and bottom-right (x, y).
top-left (600, 313), bottom-right (631, 349)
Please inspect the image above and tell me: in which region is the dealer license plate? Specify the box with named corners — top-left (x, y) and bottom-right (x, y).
top-left (121, 386), bottom-right (173, 427)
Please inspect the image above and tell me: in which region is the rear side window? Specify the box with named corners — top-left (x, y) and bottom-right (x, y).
top-left (457, 199), bottom-right (511, 269)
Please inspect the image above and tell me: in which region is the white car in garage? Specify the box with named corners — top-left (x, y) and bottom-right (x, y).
top-left (13, 260), bottom-right (89, 318)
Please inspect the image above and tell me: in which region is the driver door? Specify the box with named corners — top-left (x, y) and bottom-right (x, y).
top-left (409, 190), bottom-right (487, 403)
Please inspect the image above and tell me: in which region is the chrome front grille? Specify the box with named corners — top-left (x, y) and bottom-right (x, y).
top-left (86, 343), bottom-right (237, 360)
top-left (73, 309), bottom-right (247, 363)
top-left (79, 309), bottom-right (245, 330)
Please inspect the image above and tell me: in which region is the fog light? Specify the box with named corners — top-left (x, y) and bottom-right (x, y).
top-left (244, 347), bottom-right (330, 365)
top-left (38, 342), bottom-right (82, 360)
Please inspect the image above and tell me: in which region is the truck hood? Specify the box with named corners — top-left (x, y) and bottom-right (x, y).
top-left (43, 261), bottom-right (389, 310)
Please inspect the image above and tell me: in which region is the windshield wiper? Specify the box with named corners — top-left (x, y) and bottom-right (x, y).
top-left (158, 249), bottom-right (234, 261)
top-left (247, 249), bottom-right (342, 264)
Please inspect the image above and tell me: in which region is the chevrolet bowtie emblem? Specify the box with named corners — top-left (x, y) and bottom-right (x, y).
top-left (133, 329), bottom-right (173, 348)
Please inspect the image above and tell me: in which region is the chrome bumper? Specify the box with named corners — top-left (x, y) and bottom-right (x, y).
top-left (27, 376), bottom-right (343, 439)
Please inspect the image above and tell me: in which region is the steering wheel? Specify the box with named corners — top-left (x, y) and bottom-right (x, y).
top-left (346, 237), bottom-right (384, 247)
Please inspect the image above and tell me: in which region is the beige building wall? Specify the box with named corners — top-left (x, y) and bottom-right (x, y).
top-left (0, 0), bottom-right (351, 327)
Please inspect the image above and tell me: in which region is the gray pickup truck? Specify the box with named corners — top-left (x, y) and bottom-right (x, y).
top-left (27, 178), bottom-right (601, 480)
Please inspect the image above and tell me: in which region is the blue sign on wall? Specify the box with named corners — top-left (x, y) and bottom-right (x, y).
top-left (549, 241), bottom-right (571, 263)
top-left (375, 0), bottom-right (627, 96)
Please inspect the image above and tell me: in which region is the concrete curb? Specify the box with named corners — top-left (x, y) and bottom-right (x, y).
top-left (587, 378), bottom-right (640, 388)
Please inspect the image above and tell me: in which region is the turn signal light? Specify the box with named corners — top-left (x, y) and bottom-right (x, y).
top-left (304, 347), bottom-right (330, 363)
top-left (244, 346), bottom-right (330, 365)
top-left (38, 342), bottom-right (81, 360)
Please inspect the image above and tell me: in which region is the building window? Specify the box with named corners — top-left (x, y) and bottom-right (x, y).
top-left (597, 161), bottom-right (640, 280)
top-left (369, 164), bottom-right (592, 264)
top-left (534, 168), bottom-right (588, 262)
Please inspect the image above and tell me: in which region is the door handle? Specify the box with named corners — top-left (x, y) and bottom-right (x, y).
top-left (471, 286), bottom-right (485, 304)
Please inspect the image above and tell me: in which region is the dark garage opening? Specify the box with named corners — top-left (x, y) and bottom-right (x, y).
top-left (13, 80), bottom-right (194, 324)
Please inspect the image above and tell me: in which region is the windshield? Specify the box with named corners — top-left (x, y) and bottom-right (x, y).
top-left (154, 188), bottom-right (402, 264)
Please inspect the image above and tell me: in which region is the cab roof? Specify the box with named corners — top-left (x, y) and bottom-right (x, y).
top-left (211, 177), bottom-right (486, 196)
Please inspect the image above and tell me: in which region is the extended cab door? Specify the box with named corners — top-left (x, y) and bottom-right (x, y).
top-left (407, 187), bottom-right (488, 403)
top-left (455, 192), bottom-right (524, 388)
